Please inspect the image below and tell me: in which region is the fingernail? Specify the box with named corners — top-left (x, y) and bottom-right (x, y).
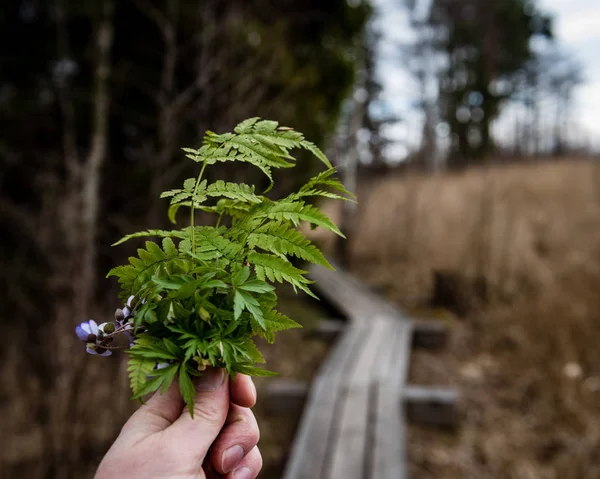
top-left (222, 445), bottom-right (244, 472)
top-left (233, 466), bottom-right (253, 479)
top-left (194, 368), bottom-right (226, 391)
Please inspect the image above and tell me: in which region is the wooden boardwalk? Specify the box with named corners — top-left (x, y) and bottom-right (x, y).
top-left (271, 262), bottom-right (457, 479)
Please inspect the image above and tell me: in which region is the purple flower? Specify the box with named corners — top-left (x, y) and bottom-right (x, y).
top-left (75, 320), bottom-right (99, 343)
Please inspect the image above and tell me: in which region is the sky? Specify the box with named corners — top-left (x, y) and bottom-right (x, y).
top-left (371, 0), bottom-right (600, 158)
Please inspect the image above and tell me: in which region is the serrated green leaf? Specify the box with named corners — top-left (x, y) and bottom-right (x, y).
top-left (183, 177), bottom-right (197, 191)
top-left (247, 252), bottom-right (316, 297)
top-left (238, 280), bottom-right (275, 293)
top-left (128, 357), bottom-right (155, 398)
top-left (240, 338), bottom-right (265, 363)
top-left (162, 237), bottom-right (178, 256)
top-left (232, 364), bottom-right (278, 377)
top-left (247, 223), bottom-right (332, 269)
top-left (179, 365), bottom-right (196, 416)
top-left (232, 266), bottom-right (250, 288)
top-left (112, 229), bottom-right (185, 246)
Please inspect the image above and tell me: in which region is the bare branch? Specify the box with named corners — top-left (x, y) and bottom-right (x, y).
top-left (80, 0), bottom-right (115, 307)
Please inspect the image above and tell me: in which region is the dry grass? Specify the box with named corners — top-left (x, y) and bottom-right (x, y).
top-left (313, 158), bottom-right (600, 478)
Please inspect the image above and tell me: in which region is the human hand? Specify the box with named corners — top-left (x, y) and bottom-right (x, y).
top-left (96, 368), bottom-right (262, 479)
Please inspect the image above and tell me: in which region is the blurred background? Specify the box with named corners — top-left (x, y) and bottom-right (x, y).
top-left (1, 0), bottom-right (600, 477)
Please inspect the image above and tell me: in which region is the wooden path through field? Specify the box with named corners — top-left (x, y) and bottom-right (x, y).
top-left (268, 262), bottom-right (458, 479)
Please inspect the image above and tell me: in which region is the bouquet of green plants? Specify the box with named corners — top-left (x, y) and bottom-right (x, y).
top-left (74, 118), bottom-right (351, 413)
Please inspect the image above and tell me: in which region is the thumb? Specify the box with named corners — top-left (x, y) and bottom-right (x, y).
top-left (166, 368), bottom-right (230, 456)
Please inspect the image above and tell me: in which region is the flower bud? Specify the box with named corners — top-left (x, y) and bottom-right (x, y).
top-left (114, 309), bottom-right (125, 323)
top-left (99, 322), bottom-right (115, 334)
top-left (126, 295), bottom-right (136, 308)
top-left (194, 356), bottom-right (212, 371)
top-left (199, 307), bottom-right (211, 322)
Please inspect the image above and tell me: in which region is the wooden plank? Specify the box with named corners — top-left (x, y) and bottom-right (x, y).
top-left (403, 385), bottom-right (459, 429)
top-left (412, 320), bottom-right (448, 349)
top-left (284, 263), bottom-right (436, 479)
top-left (371, 320), bottom-right (413, 479)
top-left (283, 321), bottom-right (367, 479)
top-left (326, 317), bottom-right (391, 479)
top-left (308, 264), bottom-right (390, 319)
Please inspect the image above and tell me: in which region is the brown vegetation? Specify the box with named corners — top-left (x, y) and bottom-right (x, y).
top-left (314, 158), bottom-right (600, 478)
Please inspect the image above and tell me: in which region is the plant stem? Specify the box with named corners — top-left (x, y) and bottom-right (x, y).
top-left (190, 161), bottom-right (208, 254)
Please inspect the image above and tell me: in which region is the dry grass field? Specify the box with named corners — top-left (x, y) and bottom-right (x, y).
top-left (314, 158), bottom-right (600, 478)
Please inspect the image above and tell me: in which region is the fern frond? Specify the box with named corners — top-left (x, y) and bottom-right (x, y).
top-left (299, 140), bottom-right (332, 168)
top-left (234, 117), bottom-right (261, 134)
top-left (247, 223), bottom-right (332, 269)
top-left (128, 357), bottom-right (155, 398)
top-left (259, 200), bottom-right (344, 237)
top-left (191, 119), bottom-right (334, 192)
top-left (161, 179), bottom-right (207, 205)
top-left (179, 226), bottom-right (242, 262)
top-left (107, 240), bottom-right (185, 299)
top-left (291, 168), bottom-right (354, 201)
top-left (206, 181), bottom-right (262, 204)
top-left (112, 229), bottom-right (187, 246)
top-left (253, 308), bottom-right (302, 343)
top-left (198, 199), bottom-right (253, 219)
top-left (247, 252), bottom-right (316, 297)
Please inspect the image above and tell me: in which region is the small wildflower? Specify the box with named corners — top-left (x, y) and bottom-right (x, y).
top-left (154, 361), bottom-right (171, 371)
top-left (75, 320), bottom-right (99, 343)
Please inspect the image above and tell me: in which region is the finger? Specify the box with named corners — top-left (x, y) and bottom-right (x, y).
top-left (230, 374), bottom-right (256, 408)
top-left (209, 405), bottom-right (260, 474)
top-left (223, 446), bottom-right (262, 479)
top-left (120, 380), bottom-right (184, 440)
top-left (166, 368), bottom-right (230, 459)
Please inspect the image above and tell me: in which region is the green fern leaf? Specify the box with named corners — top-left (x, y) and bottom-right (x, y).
top-left (162, 237), bottom-right (178, 256)
top-left (300, 140), bottom-right (331, 168)
top-left (259, 201), bottom-right (344, 237)
top-left (247, 223), bottom-right (332, 269)
top-left (247, 252), bottom-right (316, 297)
top-left (206, 181), bottom-right (262, 204)
top-left (291, 168), bottom-right (354, 201)
top-left (180, 226), bottom-right (242, 262)
top-left (112, 229), bottom-right (186, 246)
top-left (234, 117), bottom-right (261, 134)
top-left (128, 357), bottom-right (155, 398)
